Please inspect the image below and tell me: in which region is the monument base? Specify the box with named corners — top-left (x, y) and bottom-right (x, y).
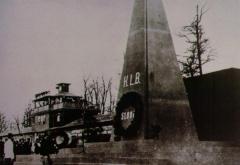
top-left (15, 140), bottom-right (240, 165)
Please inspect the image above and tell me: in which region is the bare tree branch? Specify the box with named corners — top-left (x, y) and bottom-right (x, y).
top-left (178, 4), bottom-right (215, 77)
top-left (82, 76), bottom-right (116, 114)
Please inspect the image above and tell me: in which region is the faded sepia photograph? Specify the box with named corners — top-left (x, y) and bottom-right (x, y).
top-left (0, 0), bottom-right (240, 164)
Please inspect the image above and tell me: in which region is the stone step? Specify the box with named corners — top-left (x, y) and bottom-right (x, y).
top-left (14, 162), bottom-right (126, 165)
top-left (52, 156), bottom-right (170, 165)
top-left (58, 147), bottom-right (84, 155)
top-left (15, 162), bottom-right (125, 165)
top-left (15, 154), bottom-right (171, 165)
top-left (14, 162), bottom-right (42, 165)
top-left (85, 140), bottom-right (240, 156)
top-left (16, 153), bottom-right (155, 162)
top-left (54, 164), bottom-right (126, 165)
top-left (57, 152), bottom-right (155, 159)
top-left (16, 154), bottom-right (42, 162)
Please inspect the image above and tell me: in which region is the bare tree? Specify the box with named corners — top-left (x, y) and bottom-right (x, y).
top-left (22, 104), bottom-right (33, 127)
top-left (92, 78), bottom-right (100, 106)
top-left (13, 116), bottom-right (22, 134)
top-left (99, 77), bottom-right (112, 114)
top-left (0, 111), bottom-right (8, 133)
top-left (178, 4), bottom-right (214, 77)
top-left (108, 81), bottom-right (115, 114)
top-left (82, 77), bottom-right (116, 114)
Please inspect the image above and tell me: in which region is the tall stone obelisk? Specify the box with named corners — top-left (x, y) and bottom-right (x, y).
top-left (113, 0), bottom-right (197, 142)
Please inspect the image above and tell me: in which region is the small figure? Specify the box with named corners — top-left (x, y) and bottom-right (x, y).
top-left (4, 133), bottom-right (15, 165)
top-left (39, 131), bottom-right (59, 165)
top-left (34, 138), bottom-right (41, 154)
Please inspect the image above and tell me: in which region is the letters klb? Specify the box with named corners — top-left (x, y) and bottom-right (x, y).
top-left (123, 72), bottom-right (141, 88)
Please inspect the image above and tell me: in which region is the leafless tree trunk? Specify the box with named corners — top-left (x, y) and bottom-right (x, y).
top-left (83, 77), bottom-right (95, 103)
top-left (83, 78), bottom-right (89, 101)
top-left (108, 80), bottom-right (115, 114)
top-left (13, 116), bottom-right (22, 134)
top-left (0, 112), bottom-right (8, 133)
top-left (23, 104), bottom-right (33, 127)
top-left (92, 79), bottom-right (100, 107)
top-left (99, 77), bottom-right (111, 114)
top-left (178, 4), bottom-right (215, 77)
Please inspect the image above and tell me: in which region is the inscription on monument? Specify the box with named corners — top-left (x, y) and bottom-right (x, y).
top-left (114, 92), bottom-right (143, 138)
top-left (123, 72), bottom-right (141, 87)
top-left (121, 106), bottom-right (135, 129)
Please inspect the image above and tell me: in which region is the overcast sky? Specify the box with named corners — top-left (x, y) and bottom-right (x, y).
top-left (0, 0), bottom-right (239, 119)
